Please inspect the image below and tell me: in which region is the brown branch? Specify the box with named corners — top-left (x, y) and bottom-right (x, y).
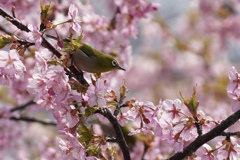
top-left (0, 25), bottom-right (12, 35)
top-left (220, 131), bottom-right (240, 137)
top-left (10, 116), bottom-right (56, 126)
top-left (194, 117), bottom-right (203, 136)
top-left (41, 37), bottom-right (62, 58)
top-left (16, 38), bottom-right (35, 48)
top-left (0, 7), bottom-right (29, 32)
top-left (10, 100), bottom-right (35, 112)
top-left (11, 6), bottom-right (16, 18)
top-left (95, 109), bottom-right (130, 160)
top-left (108, 6), bottom-right (120, 30)
top-left (168, 109), bottom-right (240, 160)
top-left (141, 143), bottom-right (149, 160)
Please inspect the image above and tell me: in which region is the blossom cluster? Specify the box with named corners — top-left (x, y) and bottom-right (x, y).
top-left (0, 0), bottom-right (159, 159)
top-left (227, 66), bottom-right (240, 112)
top-left (1, 0), bottom-right (240, 160)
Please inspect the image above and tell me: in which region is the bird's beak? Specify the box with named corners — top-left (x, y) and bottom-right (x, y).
top-left (118, 66), bottom-right (126, 71)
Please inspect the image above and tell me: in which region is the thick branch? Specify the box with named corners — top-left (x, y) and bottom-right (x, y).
top-left (168, 109), bottom-right (240, 160)
top-left (0, 25), bottom-right (12, 35)
top-left (0, 7), bottom-right (29, 32)
top-left (96, 109), bottom-right (130, 160)
top-left (10, 116), bottom-right (56, 126)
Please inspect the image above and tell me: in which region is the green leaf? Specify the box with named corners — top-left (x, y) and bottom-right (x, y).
top-left (180, 86), bottom-right (199, 117)
top-left (77, 124), bottom-right (94, 145)
top-left (84, 106), bottom-right (98, 118)
top-left (0, 36), bottom-right (11, 49)
top-left (85, 145), bottom-right (100, 156)
top-left (40, 1), bottom-right (53, 23)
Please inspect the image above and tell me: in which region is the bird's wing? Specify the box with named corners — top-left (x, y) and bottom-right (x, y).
top-left (80, 43), bottom-right (99, 58)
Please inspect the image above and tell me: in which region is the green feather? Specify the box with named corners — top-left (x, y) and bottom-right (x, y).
top-left (80, 43), bottom-right (99, 58)
top-left (46, 34), bottom-right (125, 73)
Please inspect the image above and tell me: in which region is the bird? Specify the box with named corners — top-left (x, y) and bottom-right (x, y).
top-left (71, 42), bottom-right (125, 74)
top-left (46, 34), bottom-right (125, 74)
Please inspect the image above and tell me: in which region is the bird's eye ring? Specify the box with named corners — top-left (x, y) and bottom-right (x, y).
top-left (112, 60), bottom-right (117, 67)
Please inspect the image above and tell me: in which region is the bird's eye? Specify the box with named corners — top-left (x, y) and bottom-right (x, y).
top-left (112, 60), bottom-right (117, 67)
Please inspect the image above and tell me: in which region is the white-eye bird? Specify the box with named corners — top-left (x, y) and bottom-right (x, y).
top-left (46, 34), bottom-right (125, 74)
top-left (72, 43), bottom-right (125, 73)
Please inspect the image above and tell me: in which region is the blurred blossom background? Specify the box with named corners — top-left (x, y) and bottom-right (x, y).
top-left (125, 0), bottom-right (240, 120)
top-left (83, 0), bottom-right (240, 124)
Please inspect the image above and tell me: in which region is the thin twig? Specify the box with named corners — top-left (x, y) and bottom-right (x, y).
top-left (114, 104), bottom-right (128, 116)
top-left (10, 116), bottom-right (56, 126)
top-left (11, 6), bottom-right (16, 18)
top-left (194, 117), bottom-right (202, 136)
top-left (141, 143), bottom-right (149, 160)
top-left (0, 7), bottom-right (29, 32)
top-left (114, 104), bottom-right (122, 116)
top-left (17, 38), bottom-right (35, 47)
top-left (220, 131), bottom-right (240, 137)
top-left (108, 6), bottom-right (120, 30)
top-left (0, 7), bottom-right (88, 86)
top-left (106, 137), bottom-right (117, 142)
top-left (10, 100), bottom-right (35, 112)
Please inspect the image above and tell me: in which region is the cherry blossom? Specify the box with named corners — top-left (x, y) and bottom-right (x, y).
top-left (0, 49), bottom-right (26, 82)
top-left (27, 24), bottom-right (42, 48)
top-left (227, 66), bottom-right (240, 111)
top-left (162, 99), bottom-right (183, 122)
top-left (58, 131), bottom-right (87, 159)
top-left (87, 79), bottom-right (107, 108)
top-left (68, 4), bottom-right (82, 34)
top-left (128, 126), bottom-right (154, 136)
top-left (1, 0), bottom-right (240, 160)
top-left (196, 144), bottom-right (216, 160)
top-left (216, 137), bottom-right (240, 160)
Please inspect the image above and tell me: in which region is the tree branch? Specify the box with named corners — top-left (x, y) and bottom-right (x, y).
top-left (220, 131), bottom-right (240, 137)
top-left (95, 109), bottom-right (130, 160)
top-left (194, 117), bottom-right (202, 136)
top-left (10, 116), bottom-right (56, 126)
top-left (0, 7), bottom-right (88, 86)
top-left (10, 100), bottom-right (35, 112)
top-left (0, 25), bottom-right (12, 35)
top-left (108, 6), bottom-right (120, 30)
top-left (168, 109), bottom-right (240, 160)
top-left (0, 7), bottom-right (29, 32)
top-left (106, 137), bottom-right (117, 142)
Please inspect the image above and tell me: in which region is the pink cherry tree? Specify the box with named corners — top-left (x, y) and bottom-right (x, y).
top-left (0, 0), bottom-right (240, 160)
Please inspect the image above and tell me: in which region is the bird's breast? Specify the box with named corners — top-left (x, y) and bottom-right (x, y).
top-left (72, 50), bottom-right (99, 73)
